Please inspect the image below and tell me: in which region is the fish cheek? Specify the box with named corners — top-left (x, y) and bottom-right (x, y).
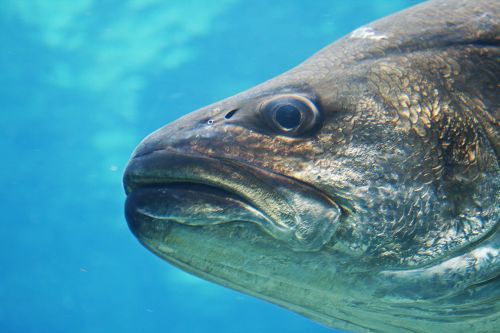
top-left (307, 103), bottom-right (434, 264)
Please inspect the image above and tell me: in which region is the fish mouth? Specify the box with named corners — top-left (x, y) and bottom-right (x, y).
top-left (124, 149), bottom-right (341, 252)
top-left (125, 182), bottom-right (272, 233)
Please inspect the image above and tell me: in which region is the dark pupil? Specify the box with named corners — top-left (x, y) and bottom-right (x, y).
top-left (274, 104), bottom-right (302, 130)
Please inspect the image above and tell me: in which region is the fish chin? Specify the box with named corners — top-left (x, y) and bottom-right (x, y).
top-left (134, 219), bottom-right (380, 333)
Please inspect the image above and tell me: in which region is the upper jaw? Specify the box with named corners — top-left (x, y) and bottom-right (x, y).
top-left (123, 148), bottom-right (342, 251)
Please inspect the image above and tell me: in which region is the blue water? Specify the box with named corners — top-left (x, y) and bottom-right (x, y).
top-left (1, 1), bottom-right (422, 332)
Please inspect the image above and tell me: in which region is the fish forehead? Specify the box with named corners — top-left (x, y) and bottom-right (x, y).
top-left (160, 0), bottom-right (499, 133)
top-left (297, 0), bottom-right (498, 76)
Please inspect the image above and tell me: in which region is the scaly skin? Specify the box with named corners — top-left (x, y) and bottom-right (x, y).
top-left (124, 1), bottom-right (499, 332)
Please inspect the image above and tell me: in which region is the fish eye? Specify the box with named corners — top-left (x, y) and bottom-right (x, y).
top-left (273, 104), bottom-right (302, 130)
top-left (261, 94), bottom-right (320, 136)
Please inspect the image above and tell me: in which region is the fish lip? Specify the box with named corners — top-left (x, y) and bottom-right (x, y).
top-left (123, 148), bottom-right (342, 251)
top-left (123, 148), bottom-right (273, 197)
top-left (123, 148), bottom-right (267, 227)
top-left (123, 148), bottom-right (281, 226)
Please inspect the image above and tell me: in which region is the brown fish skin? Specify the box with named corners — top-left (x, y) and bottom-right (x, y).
top-left (124, 1), bottom-right (499, 332)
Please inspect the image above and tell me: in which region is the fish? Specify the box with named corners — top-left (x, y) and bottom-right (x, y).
top-left (123, 0), bottom-right (499, 332)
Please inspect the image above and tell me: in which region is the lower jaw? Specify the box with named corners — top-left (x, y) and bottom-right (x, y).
top-left (134, 220), bottom-right (389, 332)
top-left (137, 219), bottom-right (498, 333)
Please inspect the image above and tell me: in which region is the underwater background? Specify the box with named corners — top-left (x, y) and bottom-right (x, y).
top-left (1, 1), bottom-right (423, 332)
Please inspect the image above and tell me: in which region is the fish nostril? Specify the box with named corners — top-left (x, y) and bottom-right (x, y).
top-left (224, 109), bottom-right (238, 119)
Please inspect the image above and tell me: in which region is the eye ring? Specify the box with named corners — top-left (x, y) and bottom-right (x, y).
top-left (260, 94), bottom-right (320, 136)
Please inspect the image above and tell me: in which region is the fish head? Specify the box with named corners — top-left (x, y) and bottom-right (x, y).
top-left (124, 57), bottom-right (495, 261)
top-left (123, 1), bottom-right (499, 331)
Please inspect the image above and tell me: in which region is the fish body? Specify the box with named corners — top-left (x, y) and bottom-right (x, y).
top-left (124, 1), bottom-right (499, 332)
